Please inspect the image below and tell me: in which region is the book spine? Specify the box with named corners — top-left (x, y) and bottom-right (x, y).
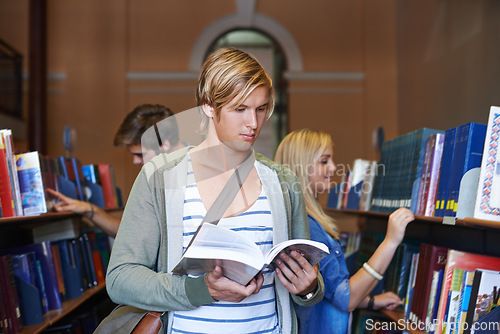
top-left (424, 133), bottom-right (445, 217)
top-left (435, 127), bottom-right (457, 217)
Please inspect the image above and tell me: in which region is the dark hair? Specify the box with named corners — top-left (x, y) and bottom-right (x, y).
top-left (113, 104), bottom-right (177, 147)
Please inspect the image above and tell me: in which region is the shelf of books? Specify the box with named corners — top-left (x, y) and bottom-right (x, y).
top-left (20, 283), bottom-right (106, 334)
top-left (326, 106), bottom-right (500, 334)
top-left (0, 128), bottom-right (123, 333)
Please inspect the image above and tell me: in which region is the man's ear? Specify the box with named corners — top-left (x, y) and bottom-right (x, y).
top-left (201, 104), bottom-right (215, 118)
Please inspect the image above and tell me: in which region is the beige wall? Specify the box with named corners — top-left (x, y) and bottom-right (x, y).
top-left (1, 0), bottom-right (497, 202)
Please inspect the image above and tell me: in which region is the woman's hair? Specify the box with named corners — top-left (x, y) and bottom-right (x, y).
top-left (274, 129), bottom-right (339, 239)
top-left (196, 47), bottom-right (275, 130)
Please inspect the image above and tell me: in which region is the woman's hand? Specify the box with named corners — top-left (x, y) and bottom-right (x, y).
top-left (385, 208), bottom-right (415, 248)
top-left (205, 266), bottom-right (264, 303)
top-left (372, 291), bottom-right (403, 310)
top-left (274, 251), bottom-right (318, 297)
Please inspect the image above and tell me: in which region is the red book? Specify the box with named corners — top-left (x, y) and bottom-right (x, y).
top-left (435, 249), bottom-right (500, 334)
top-left (0, 255), bottom-right (23, 333)
top-left (98, 164), bottom-right (118, 209)
top-left (409, 243), bottom-right (429, 324)
top-left (0, 135), bottom-right (16, 218)
top-left (418, 244), bottom-right (449, 326)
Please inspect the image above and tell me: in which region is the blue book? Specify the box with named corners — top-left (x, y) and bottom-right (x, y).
top-left (55, 240), bottom-right (83, 299)
top-left (70, 158), bottom-right (85, 201)
top-left (444, 122), bottom-right (487, 217)
top-left (434, 127), bottom-right (457, 217)
top-left (82, 164), bottom-right (97, 184)
top-left (10, 253), bottom-right (44, 325)
top-left (1, 241), bottom-right (62, 311)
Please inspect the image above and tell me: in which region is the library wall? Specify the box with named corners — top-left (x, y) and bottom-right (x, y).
top-left (3, 0), bottom-right (497, 202)
top-left (396, 0), bottom-right (500, 134)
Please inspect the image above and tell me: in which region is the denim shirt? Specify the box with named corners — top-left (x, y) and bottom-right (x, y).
top-left (295, 215), bottom-right (351, 334)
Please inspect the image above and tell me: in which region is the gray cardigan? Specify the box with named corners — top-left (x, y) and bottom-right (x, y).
top-left (106, 148), bottom-right (324, 333)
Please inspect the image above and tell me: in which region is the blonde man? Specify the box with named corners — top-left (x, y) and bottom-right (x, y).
top-left (105, 48), bottom-right (324, 333)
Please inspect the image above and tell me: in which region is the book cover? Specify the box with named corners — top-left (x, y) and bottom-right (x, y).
top-left (426, 269), bottom-right (444, 332)
top-left (95, 231), bottom-right (111, 272)
top-left (50, 243), bottom-right (66, 300)
top-left (0, 241), bottom-right (62, 311)
top-left (435, 250), bottom-right (500, 334)
top-left (474, 106), bottom-right (500, 221)
top-left (463, 269), bottom-right (500, 334)
top-left (55, 240), bottom-right (83, 299)
top-left (0, 131), bottom-right (16, 218)
top-left (69, 239), bottom-right (86, 291)
top-left (423, 133), bottom-right (445, 216)
top-left (416, 133), bottom-right (436, 215)
top-left (82, 164), bottom-right (97, 184)
top-left (0, 255), bottom-right (23, 333)
top-left (408, 128), bottom-right (443, 213)
top-left (457, 271), bottom-right (475, 334)
top-left (87, 232), bottom-right (105, 284)
top-left (0, 129), bottom-right (23, 216)
top-left (359, 161), bottom-right (378, 211)
top-left (172, 223), bottom-right (329, 286)
top-left (78, 234), bottom-right (98, 287)
top-left (98, 164), bottom-right (118, 209)
top-left (15, 151), bottom-right (47, 216)
top-left (443, 268), bottom-right (465, 334)
top-left (445, 122), bottom-right (487, 217)
top-left (417, 244), bottom-right (449, 327)
top-left (345, 159), bottom-right (372, 210)
top-left (405, 252), bottom-right (420, 321)
top-left (11, 253), bottom-right (46, 326)
top-left (70, 157), bottom-right (86, 201)
top-left (409, 243), bottom-right (429, 323)
top-left (435, 127), bottom-right (458, 217)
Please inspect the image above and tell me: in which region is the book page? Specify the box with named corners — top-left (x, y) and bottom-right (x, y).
top-left (264, 239), bottom-right (329, 270)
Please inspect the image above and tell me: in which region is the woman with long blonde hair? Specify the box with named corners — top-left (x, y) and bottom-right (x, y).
top-left (275, 129), bottom-right (414, 334)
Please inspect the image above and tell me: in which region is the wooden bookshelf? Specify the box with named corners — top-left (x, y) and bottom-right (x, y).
top-left (0, 209), bottom-right (120, 333)
top-left (327, 208), bottom-right (500, 333)
top-left (380, 309), bottom-right (427, 334)
top-left (20, 283), bottom-right (107, 334)
top-left (326, 208), bottom-right (500, 231)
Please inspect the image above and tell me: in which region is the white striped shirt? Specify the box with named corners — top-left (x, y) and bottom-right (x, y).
top-left (171, 157), bottom-right (279, 334)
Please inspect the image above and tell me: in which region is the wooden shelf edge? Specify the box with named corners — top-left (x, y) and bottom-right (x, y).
top-left (21, 283), bottom-right (106, 334)
top-left (380, 309), bottom-right (428, 334)
top-left (325, 208), bottom-right (500, 231)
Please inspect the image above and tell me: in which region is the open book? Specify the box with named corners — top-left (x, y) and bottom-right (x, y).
top-left (172, 223), bottom-right (329, 285)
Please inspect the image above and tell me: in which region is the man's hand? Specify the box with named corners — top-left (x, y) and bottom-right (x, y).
top-left (205, 266), bottom-right (264, 303)
top-left (274, 251), bottom-right (318, 297)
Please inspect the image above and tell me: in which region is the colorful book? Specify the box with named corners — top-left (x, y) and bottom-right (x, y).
top-left (0, 131), bottom-right (16, 217)
top-left (463, 269), bottom-right (500, 334)
top-left (0, 129), bottom-right (23, 216)
top-left (417, 133), bottom-right (445, 216)
top-left (474, 106), bottom-right (500, 221)
top-left (457, 271), bottom-right (475, 334)
top-left (443, 268), bottom-right (465, 334)
top-left (1, 241), bottom-right (63, 311)
top-left (15, 151), bottom-right (47, 216)
top-left (405, 252), bottom-right (420, 321)
top-left (435, 250), bottom-right (500, 334)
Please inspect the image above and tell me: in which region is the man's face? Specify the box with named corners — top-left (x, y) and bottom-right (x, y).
top-left (211, 85), bottom-right (269, 153)
top-left (127, 144), bottom-right (156, 165)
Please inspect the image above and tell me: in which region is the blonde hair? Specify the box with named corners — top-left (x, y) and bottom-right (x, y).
top-left (196, 47), bottom-right (275, 129)
top-left (274, 129), bottom-right (339, 239)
